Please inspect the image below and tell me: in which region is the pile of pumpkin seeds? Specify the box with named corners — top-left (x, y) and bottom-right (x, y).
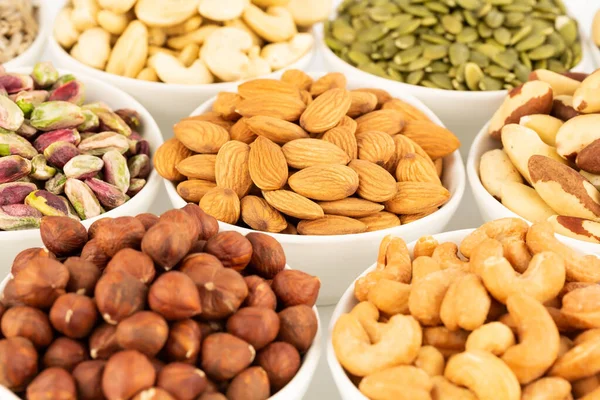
top-left (325, 0), bottom-right (581, 91)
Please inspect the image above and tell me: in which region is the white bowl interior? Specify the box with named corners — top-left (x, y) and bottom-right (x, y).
top-left (3, 0), bottom-right (50, 70)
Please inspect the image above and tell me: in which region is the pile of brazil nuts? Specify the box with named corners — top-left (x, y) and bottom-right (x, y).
top-left (154, 70), bottom-right (461, 236)
top-left (54, 0), bottom-right (331, 84)
top-left (0, 62), bottom-right (151, 231)
top-left (0, 0), bottom-right (39, 64)
top-left (479, 67), bottom-right (600, 243)
top-left (333, 217), bottom-right (600, 400)
top-left (325, 0), bottom-right (582, 91)
top-left (0, 204), bottom-right (320, 400)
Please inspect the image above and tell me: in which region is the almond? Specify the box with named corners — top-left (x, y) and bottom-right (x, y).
top-left (176, 154), bottom-right (217, 181)
top-left (212, 92), bottom-right (243, 121)
top-left (282, 138), bottom-right (350, 169)
top-left (300, 88), bottom-right (352, 133)
top-left (288, 164), bottom-right (359, 201)
top-left (400, 208), bottom-right (438, 224)
top-left (396, 153), bottom-right (441, 184)
top-left (353, 88), bottom-right (392, 109)
top-left (238, 79), bottom-right (302, 100)
top-left (347, 91), bottom-right (378, 118)
top-left (297, 215), bottom-right (367, 235)
top-left (176, 179), bottom-right (217, 203)
top-left (310, 72), bottom-right (346, 97)
top-left (199, 187), bottom-right (240, 224)
top-left (435, 158), bottom-right (443, 178)
top-left (246, 116), bottom-right (309, 144)
top-left (236, 94), bottom-right (306, 121)
top-left (248, 136), bottom-right (288, 190)
top-left (300, 90), bottom-right (313, 105)
top-left (174, 120), bottom-right (230, 154)
top-left (230, 118), bottom-right (258, 144)
top-left (182, 112), bottom-right (234, 131)
top-left (401, 120), bottom-right (461, 159)
top-left (337, 115), bottom-right (357, 134)
top-left (318, 198), bottom-right (384, 218)
top-left (281, 70), bottom-right (313, 91)
top-left (384, 134), bottom-right (432, 175)
top-left (356, 131), bottom-right (395, 166)
top-left (322, 126), bottom-right (358, 160)
top-left (215, 141), bottom-right (252, 198)
top-left (348, 159), bottom-right (397, 202)
top-left (384, 182), bottom-right (450, 214)
top-left (240, 195), bottom-right (287, 233)
top-left (357, 211), bottom-right (401, 232)
top-left (381, 99), bottom-right (431, 122)
top-left (262, 189), bottom-right (324, 220)
top-left (355, 109), bottom-right (405, 135)
top-left (155, 138), bottom-right (193, 181)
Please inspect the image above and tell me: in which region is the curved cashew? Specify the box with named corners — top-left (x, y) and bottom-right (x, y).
top-left (581, 386), bottom-right (600, 400)
top-left (332, 310), bottom-right (422, 377)
top-left (135, 0), bottom-right (199, 27)
top-left (412, 256), bottom-right (442, 281)
top-left (54, 8), bottom-right (81, 49)
top-left (367, 279), bottom-right (410, 316)
top-left (252, 0), bottom-right (289, 6)
top-left (501, 294), bottom-right (560, 384)
top-left (414, 345), bottom-right (445, 377)
top-left (178, 43), bottom-right (201, 67)
top-left (413, 236), bottom-right (439, 258)
top-left (465, 322), bottom-right (515, 356)
top-left (559, 336), bottom-right (574, 358)
top-left (561, 286), bottom-right (600, 329)
top-left (71, 28), bottom-right (111, 70)
top-left (575, 329), bottom-right (600, 346)
top-left (201, 27), bottom-right (254, 82)
top-left (409, 269), bottom-right (467, 326)
top-left (546, 307), bottom-right (574, 332)
top-left (469, 238), bottom-right (504, 276)
top-left (106, 21), bottom-right (148, 78)
top-left (261, 33), bottom-right (314, 70)
top-left (550, 330), bottom-right (600, 381)
top-left (573, 374), bottom-right (600, 398)
top-left (99, 0), bottom-right (137, 14)
top-left (198, 0), bottom-right (248, 21)
top-left (431, 376), bottom-right (477, 400)
top-left (423, 327), bottom-right (468, 358)
top-left (225, 18), bottom-right (264, 46)
top-left (349, 301), bottom-right (383, 344)
top-left (432, 242), bottom-right (469, 271)
top-left (359, 366), bottom-right (432, 400)
top-left (521, 377), bottom-right (572, 400)
top-left (148, 53), bottom-right (214, 85)
top-left (71, 0), bottom-right (99, 31)
top-left (242, 5), bottom-right (296, 43)
top-left (440, 274), bottom-right (490, 331)
top-left (97, 10), bottom-right (131, 35)
top-left (285, 0), bottom-right (331, 26)
top-left (526, 222), bottom-right (600, 282)
top-left (241, 46), bottom-right (272, 79)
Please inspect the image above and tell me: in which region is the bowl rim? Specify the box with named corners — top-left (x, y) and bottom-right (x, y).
top-left (163, 71), bottom-right (467, 243)
top-left (0, 66), bottom-right (164, 239)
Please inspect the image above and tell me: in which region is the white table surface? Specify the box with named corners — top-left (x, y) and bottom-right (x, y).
top-left (37, 1), bottom-right (600, 398)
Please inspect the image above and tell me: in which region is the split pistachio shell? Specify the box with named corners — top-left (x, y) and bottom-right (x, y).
top-left (33, 129), bottom-right (81, 153)
top-left (0, 182), bottom-right (37, 206)
top-left (45, 172), bottom-right (68, 195)
top-left (0, 156), bottom-right (32, 183)
top-left (30, 155), bottom-right (57, 181)
top-left (0, 95), bottom-right (25, 131)
top-left (64, 178), bottom-right (103, 219)
top-left (85, 177), bottom-right (129, 209)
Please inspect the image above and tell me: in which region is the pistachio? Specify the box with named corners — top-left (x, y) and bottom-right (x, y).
top-left (64, 178), bottom-right (103, 220)
top-left (12, 91), bottom-right (49, 117)
top-left (30, 101), bottom-right (86, 132)
top-left (83, 102), bottom-right (132, 137)
top-left (126, 179), bottom-right (146, 197)
top-left (16, 120), bottom-right (38, 140)
top-left (0, 132), bottom-right (38, 159)
top-left (49, 80), bottom-right (86, 106)
top-left (0, 182), bottom-right (37, 206)
top-left (33, 128), bottom-right (81, 153)
top-left (44, 142), bottom-right (80, 169)
top-left (78, 109), bottom-right (100, 132)
top-left (0, 95), bottom-right (25, 131)
top-left (0, 74), bottom-right (34, 94)
top-left (30, 154), bottom-right (57, 181)
top-left (0, 155), bottom-right (31, 183)
top-left (25, 190), bottom-right (69, 216)
top-left (0, 205), bottom-right (42, 230)
top-left (45, 172), bottom-right (68, 195)
top-left (102, 150), bottom-right (130, 194)
top-left (127, 154), bottom-right (151, 179)
top-left (64, 155), bottom-right (105, 180)
top-left (78, 132), bottom-right (130, 156)
top-left (32, 62), bottom-right (60, 88)
top-left (114, 109), bottom-right (141, 130)
top-left (85, 178), bottom-right (130, 209)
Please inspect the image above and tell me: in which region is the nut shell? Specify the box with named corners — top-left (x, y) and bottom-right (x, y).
top-left (95, 270), bottom-right (147, 325)
top-left (64, 257), bottom-right (102, 296)
top-left (205, 231), bottom-right (253, 271)
top-left (246, 232), bottom-right (286, 279)
top-left (227, 307), bottom-right (280, 351)
top-left (49, 293), bottom-right (98, 339)
top-left (257, 341), bottom-right (300, 392)
top-left (116, 311), bottom-right (169, 358)
top-left (148, 271), bottom-right (202, 320)
top-left (89, 323), bottom-right (121, 360)
top-left (201, 333), bottom-right (255, 381)
top-left (11, 247), bottom-right (55, 276)
top-left (95, 216), bottom-right (146, 257)
top-left (243, 276), bottom-right (277, 310)
top-left (277, 305), bottom-right (318, 353)
top-left (102, 350), bottom-right (156, 400)
top-left (40, 216), bottom-right (88, 257)
top-left (156, 362), bottom-right (208, 400)
top-left (164, 319), bottom-right (201, 364)
top-left (0, 337), bottom-right (38, 391)
top-left (26, 367), bottom-right (76, 400)
top-left (42, 337), bottom-right (88, 372)
top-left (226, 367), bottom-right (270, 400)
top-left (1, 306), bottom-right (53, 349)
top-left (72, 360), bottom-right (106, 400)
top-left (105, 248), bottom-right (156, 284)
top-left (272, 270), bottom-right (320, 307)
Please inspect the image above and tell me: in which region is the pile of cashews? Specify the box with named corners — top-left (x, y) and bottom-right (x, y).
top-left (333, 217), bottom-right (600, 400)
top-left (54, 0), bottom-right (329, 84)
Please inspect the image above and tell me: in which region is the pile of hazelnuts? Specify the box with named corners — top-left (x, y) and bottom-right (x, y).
top-left (0, 204), bottom-right (321, 400)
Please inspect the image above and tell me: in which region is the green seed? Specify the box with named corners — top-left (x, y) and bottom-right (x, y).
top-left (465, 62), bottom-right (484, 90)
top-left (494, 27), bottom-right (512, 45)
top-left (348, 2), bottom-right (368, 16)
top-left (519, 52), bottom-right (532, 69)
top-left (476, 43), bottom-right (503, 58)
top-left (477, 2), bottom-right (493, 18)
top-left (449, 42), bottom-right (470, 65)
top-left (489, 0), bottom-right (513, 5)
top-left (408, 58), bottom-right (431, 71)
top-left (510, 24), bottom-right (533, 44)
top-left (421, 33), bottom-right (451, 45)
top-left (394, 46), bottom-right (424, 64)
top-left (501, 4), bottom-right (532, 12)
top-left (368, 7), bottom-right (392, 22)
top-left (527, 44), bottom-right (555, 60)
top-left (452, 80), bottom-right (467, 90)
top-left (533, 59), bottom-right (548, 70)
top-left (425, 1), bottom-right (450, 14)
top-left (421, 80), bottom-right (440, 89)
top-left (572, 42), bottom-right (582, 68)
top-left (404, 5), bottom-right (433, 17)
top-left (479, 76), bottom-right (503, 91)
top-left (358, 24), bottom-right (390, 43)
top-left (384, 14), bottom-right (413, 29)
top-left (325, 37), bottom-right (346, 51)
top-left (426, 61), bottom-right (451, 73)
top-left (332, 19), bottom-right (356, 44)
top-left (361, 62), bottom-right (390, 78)
top-left (486, 64), bottom-right (511, 78)
top-left (351, 42), bottom-right (374, 53)
top-left (442, 15), bottom-right (463, 34)
top-left (455, 63), bottom-right (466, 82)
top-left (546, 31), bottom-right (566, 55)
top-left (457, 0), bottom-right (482, 10)
top-left (422, 16), bottom-right (439, 26)
top-left (556, 16), bottom-right (577, 45)
top-left (406, 70), bottom-right (425, 85)
top-left (514, 32), bottom-right (546, 51)
top-left (478, 22), bottom-right (493, 38)
top-left (463, 10), bottom-right (478, 27)
top-left (387, 68), bottom-right (405, 81)
top-left (348, 50), bottom-right (372, 65)
top-left (492, 49), bottom-right (518, 69)
top-left (456, 27), bottom-right (479, 43)
top-left (505, 12), bottom-right (525, 27)
top-left (485, 9), bottom-right (506, 29)
top-left (470, 50), bottom-right (491, 67)
top-left (423, 44), bottom-right (449, 60)
top-left (429, 73), bottom-right (454, 89)
top-left (547, 59), bottom-right (567, 73)
top-left (395, 19), bottom-right (422, 35)
top-left (394, 35), bottom-right (416, 49)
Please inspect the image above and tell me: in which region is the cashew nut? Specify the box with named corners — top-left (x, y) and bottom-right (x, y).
top-left (465, 322), bottom-right (515, 356)
top-left (431, 376), bottom-right (477, 400)
top-left (163, 15), bottom-right (203, 36)
top-left (54, 8), bottom-right (81, 49)
top-left (178, 43), bottom-right (201, 68)
top-left (412, 256), bottom-right (442, 281)
top-left (167, 25), bottom-right (219, 50)
top-left (431, 242), bottom-right (469, 271)
top-left (286, 0), bottom-right (331, 26)
top-left (550, 329), bottom-right (600, 381)
top-left (367, 279), bottom-right (410, 316)
top-left (559, 336), bottom-right (574, 357)
top-left (573, 374), bottom-right (600, 398)
top-left (561, 286), bottom-right (600, 329)
top-left (581, 386), bottom-right (600, 400)
top-left (413, 236), bottom-right (439, 258)
top-left (519, 114), bottom-right (563, 147)
top-left (440, 273), bottom-right (491, 331)
top-left (198, 0), bottom-right (248, 21)
top-left (409, 269), bottom-right (467, 326)
top-left (136, 67), bottom-right (159, 82)
top-left (521, 377), bottom-right (572, 400)
top-left (261, 33), bottom-right (314, 70)
top-left (575, 330), bottom-right (600, 346)
top-left (242, 5), bottom-right (296, 43)
top-left (149, 53), bottom-right (214, 85)
top-left (71, 0), bottom-right (99, 31)
top-left (98, 0), bottom-right (137, 14)
top-left (423, 327), bottom-right (468, 358)
top-left (546, 307), bottom-right (575, 333)
top-left (148, 27), bottom-right (167, 47)
top-left (106, 20), bottom-right (148, 78)
top-left (359, 366), bottom-right (432, 400)
top-left (135, 0), bottom-right (199, 27)
top-left (97, 10), bottom-right (131, 35)
top-left (469, 238), bottom-right (503, 276)
top-left (225, 18), bottom-right (264, 47)
top-left (479, 148), bottom-right (523, 199)
top-left (71, 28), bottom-right (112, 70)
top-left (500, 182), bottom-right (556, 224)
top-left (414, 345), bottom-right (445, 377)
top-left (252, 0), bottom-right (289, 6)
top-left (201, 27), bottom-right (254, 82)
top-left (241, 46), bottom-right (272, 79)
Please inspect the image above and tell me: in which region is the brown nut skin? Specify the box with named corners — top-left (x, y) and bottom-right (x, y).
top-left (226, 307), bottom-right (280, 351)
top-left (116, 311), bottom-right (169, 358)
top-left (243, 276), bottom-right (277, 310)
top-left (102, 350), bottom-right (156, 400)
top-left (49, 293), bottom-right (98, 339)
top-left (189, 240), bottom-right (207, 254)
top-left (88, 218), bottom-right (112, 240)
top-left (89, 323), bottom-right (121, 360)
top-left (277, 305), bottom-right (318, 354)
top-left (95, 216), bottom-right (146, 257)
top-left (95, 270), bottom-right (147, 325)
top-left (148, 271), bottom-right (202, 320)
top-left (72, 360), bottom-right (106, 400)
top-left (201, 333), bottom-right (256, 381)
top-left (136, 213), bottom-right (160, 231)
top-left (159, 209), bottom-right (200, 242)
top-left (246, 233), bottom-right (286, 279)
top-left (180, 253), bottom-right (223, 271)
top-left (204, 231), bottom-right (253, 271)
top-left (80, 239), bottom-right (111, 270)
top-left (180, 262), bottom-right (247, 320)
top-left (142, 222), bottom-right (195, 271)
top-left (198, 321), bottom-right (224, 341)
top-left (257, 341), bottom-right (300, 392)
top-left (64, 257), bottom-right (102, 296)
top-left (11, 247), bottom-right (56, 275)
top-left (181, 203), bottom-right (219, 241)
top-left (1, 306), bottom-right (53, 349)
top-left (198, 394), bottom-right (227, 400)
top-left (156, 362), bottom-right (208, 400)
top-left (150, 358), bottom-right (166, 375)
top-left (164, 319), bottom-right (201, 364)
top-left (40, 216), bottom-right (88, 257)
top-left (133, 387), bottom-right (175, 400)
top-left (42, 337), bottom-right (89, 372)
top-left (272, 270), bottom-right (320, 307)
top-left (226, 367), bottom-right (270, 400)
top-left (0, 337), bottom-right (38, 391)
top-left (26, 367), bottom-right (76, 400)
top-left (105, 248), bottom-right (156, 285)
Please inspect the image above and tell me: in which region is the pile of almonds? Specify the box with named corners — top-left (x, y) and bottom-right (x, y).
top-left (155, 70), bottom-right (461, 236)
top-left (0, 204), bottom-right (320, 399)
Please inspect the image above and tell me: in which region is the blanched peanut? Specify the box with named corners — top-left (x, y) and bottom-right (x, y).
top-left (178, 43), bottom-right (200, 68)
top-left (71, 28), bottom-right (111, 70)
top-left (97, 10), bottom-right (130, 35)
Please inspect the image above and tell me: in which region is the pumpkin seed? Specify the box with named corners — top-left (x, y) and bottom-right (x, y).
top-left (395, 35), bottom-right (416, 49)
top-left (394, 46), bottom-right (424, 64)
top-left (368, 7), bottom-right (393, 21)
top-left (479, 76), bottom-right (503, 90)
top-left (456, 27), bottom-right (479, 43)
top-left (476, 43), bottom-right (503, 58)
top-left (463, 10), bottom-right (478, 27)
top-left (533, 59), bottom-right (547, 69)
top-left (452, 80), bottom-right (467, 90)
top-left (514, 32), bottom-right (545, 51)
top-left (422, 16), bottom-right (439, 26)
top-left (348, 50), bottom-right (372, 65)
top-left (478, 22), bottom-right (494, 38)
top-left (421, 33), bottom-right (452, 45)
top-left (408, 58), bottom-right (432, 71)
top-left (493, 27), bottom-right (512, 45)
top-left (405, 5), bottom-right (434, 17)
top-left (395, 19), bottom-right (422, 35)
top-left (358, 24), bottom-right (390, 42)
top-left (426, 61), bottom-right (451, 72)
top-left (519, 51), bottom-right (532, 69)
top-left (510, 24), bottom-right (533, 44)
top-left (547, 58), bottom-right (567, 73)
top-left (527, 44), bottom-right (555, 60)
top-left (384, 14), bottom-right (413, 29)
top-left (556, 16), bottom-right (577, 45)
top-left (489, 0), bottom-right (513, 5)
top-left (505, 12), bottom-right (525, 27)
top-left (486, 64), bottom-right (511, 78)
top-left (501, 4), bottom-right (532, 12)
top-left (429, 73), bottom-right (454, 89)
top-left (442, 15), bottom-right (463, 34)
top-left (387, 68), bottom-right (405, 81)
top-left (477, 2), bottom-right (493, 18)
top-left (492, 49), bottom-right (518, 69)
top-left (465, 62), bottom-right (484, 90)
top-left (361, 62), bottom-right (390, 78)
top-left (426, 1), bottom-right (450, 13)
top-left (325, 36), bottom-right (346, 51)
top-left (485, 9), bottom-right (506, 28)
top-left (424, 44), bottom-right (449, 59)
top-left (449, 42), bottom-right (470, 65)
top-left (457, 0), bottom-right (481, 10)
top-left (406, 70), bottom-right (425, 85)
top-left (470, 50), bottom-right (490, 67)
top-left (421, 80), bottom-right (440, 88)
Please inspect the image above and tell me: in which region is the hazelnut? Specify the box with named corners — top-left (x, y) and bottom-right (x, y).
top-left (198, 321), bottom-right (224, 340)
top-left (160, 209), bottom-right (200, 241)
top-left (26, 367), bottom-right (76, 400)
top-left (3, 257), bottom-right (69, 309)
top-left (180, 253), bottom-right (223, 271)
top-left (11, 247), bottom-right (56, 276)
top-left (157, 362), bottom-right (207, 400)
top-left (272, 270), bottom-right (320, 307)
top-left (189, 240), bottom-right (207, 254)
top-left (72, 360), bottom-right (106, 400)
top-left (102, 350), bottom-right (156, 400)
top-left (0, 337), bottom-right (38, 391)
top-left (226, 307), bottom-right (280, 351)
top-left (95, 270), bottom-right (147, 325)
top-left (136, 213), bottom-right (160, 231)
top-left (88, 217), bottom-right (111, 240)
top-left (150, 358), bottom-right (166, 375)
top-left (95, 216), bottom-right (146, 257)
top-left (49, 293), bottom-right (98, 339)
top-left (205, 231), bottom-right (253, 271)
top-left (277, 305), bottom-right (318, 354)
top-left (89, 323), bottom-right (121, 360)
top-left (43, 337), bottom-right (88, 372)
top-left (105, 248), bottom-right (156, 284)
top-left (246, 233), bottom-right (286, 279)
top-left (142, 222), bottom-right (195, 271)
top-left (148, 271), bottom-right (202, 320)
top-left (133, 388), bottom-right (175, 400)
top-left (257, 342), bottom-right (300, 392)
top-left (164, 319), bottom-right (201, 364)
top-left (243, 276), bottom-right (277, 310)
top-left (64, 257), bottom-right (102, 296)
top-left (181, 262), bottom-right (247, 320)
top-left (181, 203), bottom-right (219, 241)
top-left (226, 367), bottom-right (270, 400)
top-left (201, 333), bottom-right (255, 381)
top-left (198, 394), bottom-right (227, 400)
top-left (80, 239), bottom-right (111, 270)
top-left (1, 306), bottom-right (53, 349)
top-left (116, 311), bottom-right (169, 358)
top-left (40, 216), bottom-right (88, 257)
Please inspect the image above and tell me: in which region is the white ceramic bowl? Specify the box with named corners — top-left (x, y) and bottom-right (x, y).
top-left (0, 67), bottom-right (163, 275)
top-left (327, 228), bottom-right (473, 400)
top-left (3, 0), bottom-right (50, 70)
top-left (164, 72), bottom-right (466, 305)
top-left (48, 34), bottom-right (315, 136)
top-left (467, 121), bottom-right (600, 255)
top-left (589, 36), bottom-right (600, 69)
